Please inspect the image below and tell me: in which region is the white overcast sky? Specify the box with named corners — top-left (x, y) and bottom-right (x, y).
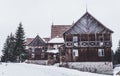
top-left (0, 0), bottom-right (120, 54)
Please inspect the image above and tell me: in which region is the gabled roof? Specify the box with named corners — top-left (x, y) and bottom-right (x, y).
top-left (25, 38), bottom-right (34, 45)
top-left (64, 12), bottom-right (113, 35)
top-left (51, 25), bottom-right (72, 38)
top-left (28, 35), bottom-right (45, 46)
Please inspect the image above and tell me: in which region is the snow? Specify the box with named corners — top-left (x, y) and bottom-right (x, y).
top-left (48, 37), bottom-right (64, 43)
top-left (25, 60), bottom-right (47, 65)
top-left (113, 64), bottom-right (120, 76)
top-left (55, 62), bottom-right (113, 75)
top-left (0, 63), bottom-right (109, 76)
top-left (47, 49), bottom-right (59, 53)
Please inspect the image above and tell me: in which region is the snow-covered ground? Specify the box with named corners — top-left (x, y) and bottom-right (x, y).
top-left (0, 63), bottom-right (110, 76)
top-left (55, 62), bottom-right (113, 75)
top-left (113, 64), bottom-right (120, 76)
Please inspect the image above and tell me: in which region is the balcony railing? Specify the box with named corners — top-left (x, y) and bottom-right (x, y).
top-left (65, 41), bottom-right (111, 47)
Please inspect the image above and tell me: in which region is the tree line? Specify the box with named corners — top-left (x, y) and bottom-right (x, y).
top-left (1, 23), bottom-right (28, 62)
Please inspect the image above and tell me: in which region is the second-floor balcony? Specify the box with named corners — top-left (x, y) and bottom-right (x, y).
top-left (65, 41), bottom-right (112, 48)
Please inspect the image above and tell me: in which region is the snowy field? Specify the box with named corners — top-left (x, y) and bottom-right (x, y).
top-left (55, 62), bottom-right (113, 75)
top-left (0, 63), bottom-right (110, 76)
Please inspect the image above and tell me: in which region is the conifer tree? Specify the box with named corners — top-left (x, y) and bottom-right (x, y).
top-left (1, 33), bottom-right (16, 62)
top-left (14, 23), bottom-right (28, 62)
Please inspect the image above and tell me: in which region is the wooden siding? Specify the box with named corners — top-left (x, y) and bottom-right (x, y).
top-left (63, 12), bottom-right (113, 62)
top-left (64, 12), bottom-right (113, 35)
top-left (65, 47), bottom-right (112, 62)
top-left (27, 35), bottom-right (47, 60)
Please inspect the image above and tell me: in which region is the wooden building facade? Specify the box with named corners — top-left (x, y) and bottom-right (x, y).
top-left (63, 12), bottom-right (113, 62)
top-left (26, 35), bottom-right (47, 60)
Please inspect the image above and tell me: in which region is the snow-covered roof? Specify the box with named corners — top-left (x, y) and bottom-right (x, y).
top-left (47, 49), bottom-right (59, 53)
top-left (48, 37), bottom-right (64, 43)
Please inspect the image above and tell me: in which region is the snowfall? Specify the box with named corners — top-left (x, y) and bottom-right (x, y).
top-left (0, 63), bottom-right (110, 76)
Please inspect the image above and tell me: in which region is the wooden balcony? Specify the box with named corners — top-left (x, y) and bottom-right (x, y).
top-left (65, 41), bottom-right (112, 47)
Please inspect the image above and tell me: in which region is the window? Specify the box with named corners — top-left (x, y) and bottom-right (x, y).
top-left (73, 49), bottom-right (78, 56)
top-left (42, 50), bottom-right (44, 52)
top-left (31, 53), bottom-right (35, 58)
top-left (54, 45), bottom-right (58, 49)
top-left (98, 49), bottom-right (104, 57)
top-left (41, 53), bottom-right (45, 58)
top-left (99, 36), bottom-right (103, 42)
top-left (32, 48), bottom-right (35, 53)
top-left (73, 36), bottom-right (78, 42)
top-left (99, 36), bottom-right (104, 47)
top-left (73, 36), bottom-right (78, 46)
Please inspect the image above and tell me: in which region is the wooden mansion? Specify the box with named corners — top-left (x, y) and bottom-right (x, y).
top-left (26, 12), bottom-right (113, 63)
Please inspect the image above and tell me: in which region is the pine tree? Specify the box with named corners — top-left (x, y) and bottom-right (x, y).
top-left (14, 23), bottom-right (28, 62)
top-left (114, 40), bottom-right (120, 64)
top-left (1, 36), bottom-right (10, 62)
top-left (8, 33), bottom-right (16, 62)
top-left (1, 34), bottom-right (16, 62)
